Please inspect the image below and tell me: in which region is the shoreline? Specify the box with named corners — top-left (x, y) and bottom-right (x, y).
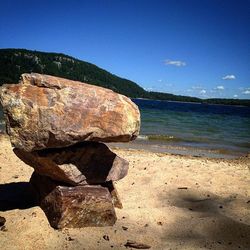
top-left (108, 139), bottom-right (250, 160)
top-left (0, 133), bottom-right (249, 160)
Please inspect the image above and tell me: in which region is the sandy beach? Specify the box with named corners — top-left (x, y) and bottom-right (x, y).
top-left (0, 135), bottom-right (249, 250)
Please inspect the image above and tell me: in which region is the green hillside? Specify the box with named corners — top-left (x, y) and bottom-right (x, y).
top-left (0, 48), bottom-right (249, 106)
top-left (0, 48), bottom-right (147, 98)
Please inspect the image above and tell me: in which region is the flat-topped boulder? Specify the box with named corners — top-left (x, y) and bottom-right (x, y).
top-left (14, 141), bottom-right (129, 185)
top-left (0, 73), bottom-right (140, 151)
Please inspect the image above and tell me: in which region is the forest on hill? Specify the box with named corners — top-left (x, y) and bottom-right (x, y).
top-left (0, 49), bottom-right (249, 106)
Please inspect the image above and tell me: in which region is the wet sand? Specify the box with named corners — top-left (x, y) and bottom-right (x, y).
top-left (0, 135), bottom-right (249, 250)
top-left (108, 139), bottom-right (249, 159)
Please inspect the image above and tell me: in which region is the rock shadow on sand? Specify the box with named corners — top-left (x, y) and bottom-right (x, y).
top-left (0, 182), bottom-right (37, 211)
top-left (158, 188), bottom-right (250, 249)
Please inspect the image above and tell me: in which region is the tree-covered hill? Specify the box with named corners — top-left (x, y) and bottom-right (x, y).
top-left (0, 48), bottom-right (249, 106)
top-left (0, 48), bottom-right (147, 98)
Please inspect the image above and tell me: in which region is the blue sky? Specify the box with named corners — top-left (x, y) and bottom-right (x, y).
top-left (0, 0), bottom-right (249, 99)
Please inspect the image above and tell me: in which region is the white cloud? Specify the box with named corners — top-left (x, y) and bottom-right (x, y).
top-left (164, 59), bottom-right (186, 67)
top-left (240, 87), bottom-right (250, 95)
top-left (233, 94), bottom-right (238, 98)
top-left (215, 85), bottom-right (225, 90)
top-left (222, 75), bottom-right (236, 80)
top-left (200, 89), bottom-right (206, 94)
top-left (158, 79), bottom-right (162, 82)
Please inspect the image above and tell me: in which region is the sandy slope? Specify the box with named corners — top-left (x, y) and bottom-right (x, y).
top-left (0, 135), bottom-right (249, 250)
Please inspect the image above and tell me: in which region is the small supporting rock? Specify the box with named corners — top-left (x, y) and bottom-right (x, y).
top-left (30, 173), bottom-right (117, 229)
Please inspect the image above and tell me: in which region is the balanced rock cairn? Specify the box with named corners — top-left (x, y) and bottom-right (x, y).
top-left (0, 73), bottom-right (140, 229)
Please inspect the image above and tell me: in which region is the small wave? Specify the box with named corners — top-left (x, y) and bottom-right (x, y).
top-left (140, 134), bottom-right (208, 143)
top-left (137, 135), bottom-right (149, 140)
top-left (145, 134), bottom-right (182, 142)
top-left (137, 134), bottom-right (183, 142)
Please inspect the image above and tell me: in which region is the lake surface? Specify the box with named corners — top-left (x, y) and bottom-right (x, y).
top-left (132, 99), bottom-right (250, 158)
top-left (1, 99), bottom-right (250, 158)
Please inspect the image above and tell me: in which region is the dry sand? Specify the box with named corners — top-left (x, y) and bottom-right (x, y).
top-left (0, 135), bottom-right (249, 250)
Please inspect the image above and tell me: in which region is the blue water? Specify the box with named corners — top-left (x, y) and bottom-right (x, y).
top-left (132, 99), bottom-right (250, 156)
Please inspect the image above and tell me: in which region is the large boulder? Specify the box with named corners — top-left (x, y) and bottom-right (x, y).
top-left (14, 141), bottom-right (129, 185)
top-left (0, 73), bottom-right (140, 151)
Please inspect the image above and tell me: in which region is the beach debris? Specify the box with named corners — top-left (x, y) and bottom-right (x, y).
top-left (122, 226), bottom-right (128, 231)
top-left (0, 216), bottom-right (6, 226)
top-left (103, 235), bottom-right (110, 241)
top-left (31, 212), bottom-right (37, 217)
top-left (14, 142), bottom-right (128, 186)
top-left (178, 187), bottom-right (188, 190)
top-left (0, 73), bottom-right (141, 229)
top-left (0, 73), bottom-right (140, 151)
top-left (124, 240), bottom-right (151, 249)
top-left (66, 236), bottom-right (74, 241)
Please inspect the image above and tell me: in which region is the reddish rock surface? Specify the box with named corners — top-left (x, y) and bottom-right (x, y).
top-left (30, 173), bottom-right (117, 229)
top-left (14, 142), bottom-right (128, 185)
top-left (0, 73), bottom-right (140, 151)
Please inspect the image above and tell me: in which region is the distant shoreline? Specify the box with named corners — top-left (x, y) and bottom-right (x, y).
top-left (134, 97), bottom-right (202, 105)
top-left (133, 97), bottom-right (248, 108)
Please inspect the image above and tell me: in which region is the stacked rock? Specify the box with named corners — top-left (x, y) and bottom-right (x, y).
top-left (0, 73), bottom-right (140, 229)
